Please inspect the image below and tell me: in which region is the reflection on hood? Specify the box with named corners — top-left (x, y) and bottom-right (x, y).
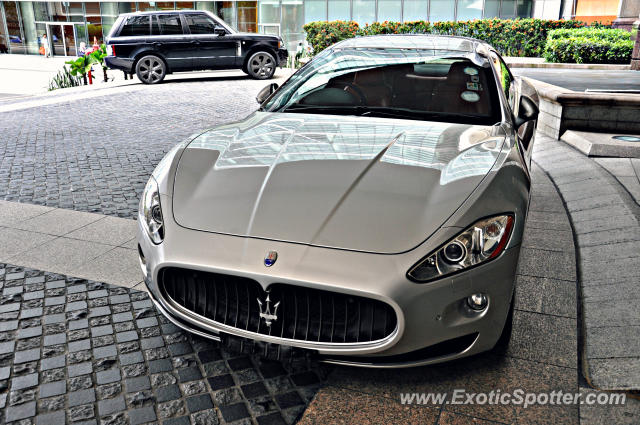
top-left (173, 112), bottom-right (506, 253)
top-left (188, 112), bottom-right (504, 182)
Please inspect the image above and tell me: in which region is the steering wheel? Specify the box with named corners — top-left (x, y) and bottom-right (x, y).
top-left (329, 81), bottom-right (367, 106)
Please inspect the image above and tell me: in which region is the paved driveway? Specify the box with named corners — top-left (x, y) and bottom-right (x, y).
top-left (0, 71), bottom-right (291, 218)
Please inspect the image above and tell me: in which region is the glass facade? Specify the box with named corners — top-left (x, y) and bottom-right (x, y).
top-left (0, 0), bottom-right (533, 57)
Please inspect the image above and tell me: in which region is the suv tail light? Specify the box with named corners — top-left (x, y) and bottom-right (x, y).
top-left (108, 44), bottom-right (115, 56)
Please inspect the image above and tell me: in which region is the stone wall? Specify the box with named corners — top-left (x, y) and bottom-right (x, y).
top-left (525, 78), bottom-right (640, 139)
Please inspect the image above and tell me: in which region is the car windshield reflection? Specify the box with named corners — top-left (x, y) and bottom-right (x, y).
top-left (264, 49), bottom-right (502, 126)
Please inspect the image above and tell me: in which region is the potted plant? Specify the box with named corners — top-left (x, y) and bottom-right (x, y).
top-left (89, 44), bottom-right (109, 82)
top-left (65, 55), bottom-right (97, 85)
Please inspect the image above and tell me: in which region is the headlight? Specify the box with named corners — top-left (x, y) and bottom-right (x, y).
top-left (278, 38), bottom-right (284, 49)
top-left (408, 215), bottom-right (514, 283)
top-left (140, 176), bottom-right (164, 244)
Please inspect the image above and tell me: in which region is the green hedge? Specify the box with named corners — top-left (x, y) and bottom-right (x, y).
top-left (303, 18), bottom-right (587, 57)
top-left (546, 27), bottom-right (630, 42)
top-left (543, 27), bottom-right (633, 64)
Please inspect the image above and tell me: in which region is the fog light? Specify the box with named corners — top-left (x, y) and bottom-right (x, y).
top-left (467, 293), bottom-right (487, 311)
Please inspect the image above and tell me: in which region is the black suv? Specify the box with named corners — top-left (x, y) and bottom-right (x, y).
top-left (105, 11), bottom-right (288, 84)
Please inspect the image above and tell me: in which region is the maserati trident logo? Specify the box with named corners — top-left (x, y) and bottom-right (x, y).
top-left (257, 294), bottom-right (280, 327)
top-left (264, 250), bottom-right (278, 267)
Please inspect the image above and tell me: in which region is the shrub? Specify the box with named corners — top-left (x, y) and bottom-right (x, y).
top-left (303, 18), bottom-right (586, 57)
top-left (547, 27), bottom-right (630, 42)
top-left (48, 66), bottom-right (82, 91)
top-left (543, 28), bottom-right (633, 64)
top-left (303, 20), bottom-right (360, 55)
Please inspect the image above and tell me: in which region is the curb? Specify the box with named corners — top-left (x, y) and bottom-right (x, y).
top-left (507, 62), bottom-right (631, 70)
top-left (533, 133), bottom-right (640, 391)
top-left (561, 130), bottom-right (640, 158)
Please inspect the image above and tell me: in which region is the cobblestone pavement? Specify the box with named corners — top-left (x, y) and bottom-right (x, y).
top-left (0, 73), bottom-right (289, 218)
top-left (0, 263), bottom-right (329, 425)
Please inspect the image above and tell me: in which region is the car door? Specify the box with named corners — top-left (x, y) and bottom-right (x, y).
top-left (151, 13), bottom-right (192, 71)
top-left (183, 13), bottom-right (237, 69)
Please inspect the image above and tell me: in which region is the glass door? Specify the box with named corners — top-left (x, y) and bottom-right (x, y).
top-left (63, 24), bottom-right (76, 56)
top-left (48, 24), bottom-right (65, 55)
top-left (46, 23), bottom-right (78, 56)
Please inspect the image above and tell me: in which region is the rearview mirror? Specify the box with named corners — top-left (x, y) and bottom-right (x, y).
top-left (214, 28), bottom-right (226, 36)
top-left (256, 83), bottom-right (279, 104)
top-left (514, 95), bottom-right (539, 128)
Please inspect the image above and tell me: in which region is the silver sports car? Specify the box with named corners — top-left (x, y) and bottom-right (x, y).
top-left (138, 35), bottom-right (539, 367)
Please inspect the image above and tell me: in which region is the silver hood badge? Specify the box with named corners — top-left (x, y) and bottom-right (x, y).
top-left (257, 294), bottom-right (280, 327)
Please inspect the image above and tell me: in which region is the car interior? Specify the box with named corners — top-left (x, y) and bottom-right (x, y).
top-left (294, 59), bottom-right (500, 123)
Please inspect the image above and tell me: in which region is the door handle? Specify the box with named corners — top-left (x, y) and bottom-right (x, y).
top-left (191, 40), bottom-right (201, 45)
top-left (153, 42), bottom-right (163, 48)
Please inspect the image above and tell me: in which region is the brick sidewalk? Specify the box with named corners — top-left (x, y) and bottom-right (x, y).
top-left (0, 71), bottom-right (291, 218)
top-left (0, 264), bottom-right (327, 425)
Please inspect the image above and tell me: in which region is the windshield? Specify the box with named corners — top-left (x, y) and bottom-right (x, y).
top-left (263, 48), bottom-right (502, 126)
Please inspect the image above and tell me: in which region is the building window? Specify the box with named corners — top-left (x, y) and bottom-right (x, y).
top-left (0, 3), bottom-right (9, 53)
top-left (176, 1), bottom-right (195, 9)
top-left (352, 0), bottom-right (375, 25)
top-left (85, 2), bottom-right (102, 46)
top-left (281, 0), bottom-right (303, 50)
top-left (237, 1), bottom-right (257, 32)
top-left (516, 0), bottom-right (532, 17)
top-left (377, 0), bottom-right (401, 22)
top-left (137, 2), bottom-right (157, 11)
top-left (156, 2), bottom-right (176, 10)
top-left (457, 0), bottom-right (483, 20)
top-left (500, 0), bottom-right (516, 18)
top-left (483, 0), bottom-right (500, 18)
top-left (3, 1), bottom-right (26, 54)
top-left (430, 0), bottom-right (455, 21)
top-left (304, 0), bottom-right (326, 23)
top-left (328, 0), bottom-right (350, 21)
top-left (215, 1), bottom-right (236, 28)
top-left (403, 0), bottom-right (427, 21)
top-left (100, 2), bottom-right (119, 38)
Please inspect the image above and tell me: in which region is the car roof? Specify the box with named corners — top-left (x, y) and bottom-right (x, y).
top-left (121, 10), bottom-right (205, 16)
top-left (333, 34), bottom-right (492, 54)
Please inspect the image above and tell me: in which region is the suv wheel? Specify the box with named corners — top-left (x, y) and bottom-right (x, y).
top-left (246, 51), bottom-right (276, 80)
top-left (136, 55), bottom-right (166, 84)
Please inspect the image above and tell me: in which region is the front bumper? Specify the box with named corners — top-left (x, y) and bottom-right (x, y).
top-left (276, 48), bottom-right (288, 66)
top-left (138, 198), bottom-right (521, 367)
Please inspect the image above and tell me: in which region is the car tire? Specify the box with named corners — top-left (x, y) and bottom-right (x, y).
top-left (246, 51), bottom-right (276, 80)
top-left (136, 55), bottom-right (166, 85)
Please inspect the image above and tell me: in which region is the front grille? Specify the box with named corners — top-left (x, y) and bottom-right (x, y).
top-left (159, 267), bottom-right (397, 344)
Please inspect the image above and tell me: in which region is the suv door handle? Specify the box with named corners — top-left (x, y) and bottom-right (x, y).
top-left (153, 42), bottom-right (163, 48)
top-left (191, 40), bottom-right (201, 45)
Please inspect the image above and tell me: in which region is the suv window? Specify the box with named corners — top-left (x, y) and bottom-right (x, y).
top-left (157, 14), bottom-right (183, 35)
top-left (119, 15), bottom-right (150, 37)
top-left (185, 14), bottom-right (221, 34)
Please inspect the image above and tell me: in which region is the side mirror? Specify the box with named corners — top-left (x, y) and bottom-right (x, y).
top-left (256, 83), bottom-right (279, 104)
top-left (214, 28), bottom-right (226, 36)
top-left (514, 95), bottom-right (539, 128)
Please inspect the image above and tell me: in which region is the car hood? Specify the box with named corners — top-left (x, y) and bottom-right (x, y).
top-left (172, 112), bottom-right (506, 254)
